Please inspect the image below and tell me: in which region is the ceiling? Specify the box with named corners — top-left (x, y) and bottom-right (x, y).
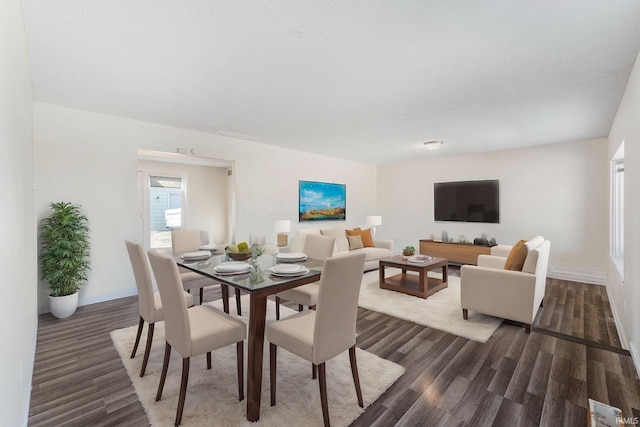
top-left (21, 1), bottom-right (640, 165)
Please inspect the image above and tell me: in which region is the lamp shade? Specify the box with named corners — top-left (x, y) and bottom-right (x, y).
top-left (365, 216), bottom-right (382, 226)
top-left (274, 220), bottom-right (291, 233)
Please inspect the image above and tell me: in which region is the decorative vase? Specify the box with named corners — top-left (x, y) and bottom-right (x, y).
top-left (250, 259), bottom-right (264, 284)
top-left (49, 292), bottom-right (79, 319)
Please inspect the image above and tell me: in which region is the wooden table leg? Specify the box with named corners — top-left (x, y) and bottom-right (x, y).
top-left (221, 284), bottom-right (230, 314)
top-left (379, 264), bottom-right (384, 287)
top-left (246, 293), bottom-right (268, 421)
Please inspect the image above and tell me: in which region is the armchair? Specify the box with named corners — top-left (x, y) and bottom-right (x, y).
top-left (460, 236), bottom-right (551, 333)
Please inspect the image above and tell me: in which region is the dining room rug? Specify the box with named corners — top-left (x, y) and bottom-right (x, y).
top-left (110, 297), bottom-right (405, 427)
top-left (358, 269), bottom-right (503, 343)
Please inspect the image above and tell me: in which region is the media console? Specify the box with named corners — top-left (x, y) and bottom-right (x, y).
top-left (419, 239), bottom-right (491, 265)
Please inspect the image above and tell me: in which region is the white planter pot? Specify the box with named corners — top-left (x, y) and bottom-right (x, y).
top-left (49, 292), bottom-right (79, 319)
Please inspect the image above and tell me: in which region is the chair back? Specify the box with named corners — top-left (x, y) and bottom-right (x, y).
top-left (303, 234), bottom-right (335, 261)
top-left (148, 250), bottom-right (192, 356)
top-left (171, 229), bottom-right (203, 255)
top-left (312, 252), bottom-right (366, 364)
top-left (125, 240), bottom-right (157, 322)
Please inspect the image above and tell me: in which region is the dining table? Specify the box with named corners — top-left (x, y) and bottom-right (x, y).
top-left (176, 252), bottom-right (323, 422)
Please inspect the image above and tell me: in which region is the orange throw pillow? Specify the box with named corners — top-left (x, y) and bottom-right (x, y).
top-left (345, 227), bottom-right (375, 247)
top-left (504, 240), bottom-right (528, 271)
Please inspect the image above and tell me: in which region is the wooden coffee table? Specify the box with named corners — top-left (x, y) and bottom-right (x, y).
top-left (379, 255), bottom-right (448, 299)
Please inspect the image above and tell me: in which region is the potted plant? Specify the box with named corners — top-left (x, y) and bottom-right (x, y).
top-left (402, 246), bottom-right (415, 259)
top-left (40, 202), bottom-right (90, 318)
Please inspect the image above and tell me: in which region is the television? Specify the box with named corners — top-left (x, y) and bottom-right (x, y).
top-left (434, 179), bottom-right (500, 223)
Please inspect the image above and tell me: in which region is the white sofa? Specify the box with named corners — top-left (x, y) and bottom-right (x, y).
top-left (460, 235), bottom-right (551, 333)
top-left (289, 228), bottom-right (393, 271)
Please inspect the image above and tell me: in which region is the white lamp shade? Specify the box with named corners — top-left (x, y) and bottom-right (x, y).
top-left (365, 216), bottom-right (382, 226)
top-left (274, 220), bottom-right (291, 233)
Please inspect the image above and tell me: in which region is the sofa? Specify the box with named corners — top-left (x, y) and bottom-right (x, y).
top-left (288, 228), bottom-right (393, 271)
top-left (460, 235), bottom-right (551, 333)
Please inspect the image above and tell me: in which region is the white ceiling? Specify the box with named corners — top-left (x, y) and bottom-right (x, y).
top-left (21, 1), bottom-right (640, 165)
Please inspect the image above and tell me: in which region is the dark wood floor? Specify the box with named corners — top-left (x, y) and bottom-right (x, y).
top-left (29, 271), bottom-right (640, 426)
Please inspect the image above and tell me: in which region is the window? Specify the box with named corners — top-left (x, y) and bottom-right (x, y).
top-left (611, 143), bottom-right (624, 276)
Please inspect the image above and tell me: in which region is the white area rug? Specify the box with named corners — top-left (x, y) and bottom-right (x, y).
top-left (111, 296), bottom-right (405, 427)
top-left (358, 269), bottom-right (503, 343)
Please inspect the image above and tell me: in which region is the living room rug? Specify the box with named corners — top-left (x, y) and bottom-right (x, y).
top-left (358, 269), bottom-right (503, 343)
top-left (110, 297), bottom-right (405, 427)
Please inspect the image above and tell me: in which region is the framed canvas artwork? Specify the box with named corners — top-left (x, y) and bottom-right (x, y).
top-left (299, 180), bottom-right (346, 221)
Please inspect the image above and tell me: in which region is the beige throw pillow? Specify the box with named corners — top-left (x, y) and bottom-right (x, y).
top-left (347, 234), bottom-right (364, 250)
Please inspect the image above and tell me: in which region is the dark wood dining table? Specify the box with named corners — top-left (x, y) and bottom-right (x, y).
top-left (176, 253), bottom-right (322, 422)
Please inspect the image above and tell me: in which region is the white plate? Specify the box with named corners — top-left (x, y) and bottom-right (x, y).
top-left (181, 251), bottom-right (212, 260)
top-left (276, 252), bottom-right (307, 261)
top-left (269, 266), bottom-right (309, 277)
top-left (271, 264), bottom-right (303, 274)
top-left (214, 261), bottom-right (252, 273)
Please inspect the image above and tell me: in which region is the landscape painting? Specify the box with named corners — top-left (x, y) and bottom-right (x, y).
top-left (299, 180), bottom-right (346, 221)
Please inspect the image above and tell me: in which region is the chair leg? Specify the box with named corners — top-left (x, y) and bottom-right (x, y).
top-left (349, 346), bottom-right (364, 407)
top-left (298, 304), bottom-right (304, 312)
top-left (270, 343), bottom-right (277, 406)
top-left (140, 322), bottom-right (155, 377)
top-left (175, 358), bottom-right (190, 427)
top-left (237, 341), bottom-right (244, 401)
top-left (221, 284), bottom-right (230, 314)
top-left (462, 309), bottom-right (468, 320)
top-left (130, 316), bottom-right (144, 358)
top-left (206, 352), bottom-right (211, 370)
top-left (199, 287), bottom-right (204, 305)
top-left (317, 362), bottom-right (330, 427)
top-left (156, 342), bottom-right (172, 402)
top-left (235, 288), bottom-right (242, 315)
top-left (275, 296), bottom-right (281, 320)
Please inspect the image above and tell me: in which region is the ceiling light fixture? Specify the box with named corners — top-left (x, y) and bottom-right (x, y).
top-left (423, 140), bottom-right (444, 151)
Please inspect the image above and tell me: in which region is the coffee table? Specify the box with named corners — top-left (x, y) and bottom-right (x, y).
top-left (379, 255), bottom-right (448, 298)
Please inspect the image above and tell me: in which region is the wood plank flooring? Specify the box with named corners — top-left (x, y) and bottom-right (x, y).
top-left (29, 272), bottom-right (640, 426)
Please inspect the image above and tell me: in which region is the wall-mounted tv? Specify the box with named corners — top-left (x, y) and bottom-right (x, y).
top-left (299, 180), bottom-right (346, 221)
top-left (434, 179), bottom-right (500, 223)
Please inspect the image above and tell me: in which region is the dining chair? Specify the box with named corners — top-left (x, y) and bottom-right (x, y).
top-left (171, 228), bottom-right (242, 313)
top-left (274, 234), bottom-right (336, 320)
top-left (148, 250), bottom-right (247, 427)
top-left (125, 240), bottom-right (194, 377)
top-left (267, 252), bottom-right (367, 427)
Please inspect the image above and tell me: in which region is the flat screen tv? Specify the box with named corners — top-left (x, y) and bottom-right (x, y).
top-left (434, 179), bottom-right (500, 223)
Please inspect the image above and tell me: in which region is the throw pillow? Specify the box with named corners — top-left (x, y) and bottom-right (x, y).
top-left (345, 227), bottom-right (375, 247)
top-left (347, 234), bottom-right (364, 250)
top-left (504, 240), bottom-right (528, 271)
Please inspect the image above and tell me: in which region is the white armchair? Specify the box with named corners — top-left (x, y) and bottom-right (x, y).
top-left (460, 236), bottom-right (551, 333)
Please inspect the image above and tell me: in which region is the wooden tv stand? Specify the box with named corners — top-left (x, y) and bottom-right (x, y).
top-left (419, 240), bottom-right (491, 265)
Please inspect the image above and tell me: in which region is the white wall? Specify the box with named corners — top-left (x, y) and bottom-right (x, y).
top-left (377, 138), bottom-right (609, 284)
top-left (33, 103), bottom-right (377, 313)
top-left (608, 50), bottom-right (640, 367)
top-left (0, 0), bottom-right (37, 425)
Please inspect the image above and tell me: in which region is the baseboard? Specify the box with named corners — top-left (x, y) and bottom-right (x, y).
top-left (547, 267), bottom-right (607, 286)
top-left (79, 289), bottom-right (138, 307)
top-left (603, 282), bottom-right (630, 350)
top-left (630, 341), bottom-right (640, 380)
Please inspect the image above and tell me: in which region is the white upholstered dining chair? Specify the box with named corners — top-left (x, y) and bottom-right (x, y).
top-left (267, 252), bottom-right (367, 427)
top-left (148, 250), bottom-right (247, 427)
top-left (274, 234), bottom-right (336, 320)
top-left (125, 240), bottom-right (194, 377)
top-left (171, 228), bottom-right (242, 312)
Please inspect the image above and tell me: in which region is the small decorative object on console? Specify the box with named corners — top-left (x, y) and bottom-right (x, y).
top-left (441, 231), bottom-right (448, 242)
